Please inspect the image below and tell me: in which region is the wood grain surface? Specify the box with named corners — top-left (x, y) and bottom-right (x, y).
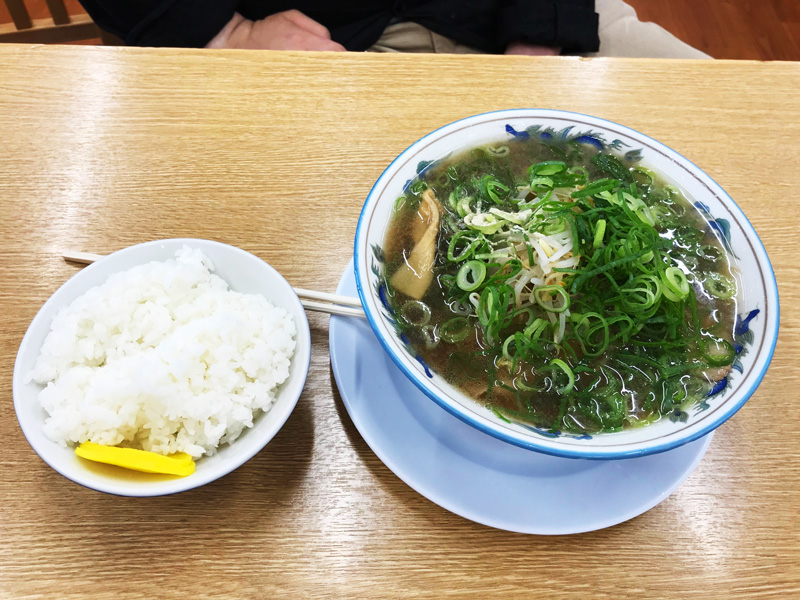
top-left (1, 46), bottom-right (798, 599)
top-left (626, 0), bottom-right (800, 61)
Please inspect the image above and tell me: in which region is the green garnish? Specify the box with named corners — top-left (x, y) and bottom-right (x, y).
top-left (702, 271), bottom-right (737, 299)
top-left (549, 359), bottom-right (576, 394)
top-left (387, 142), bottom-right (738, 436)
top-left (440, 317), bottom-right (472, 343)
top-left (702, 338), bottom-right (736, 366)
top-left (457, 260), bottom-right (487, 292)
top-left (400, 300), bottom-right (431, 327)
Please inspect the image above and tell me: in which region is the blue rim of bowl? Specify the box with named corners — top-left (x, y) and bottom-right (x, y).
top-left (354, 109), bottom-right (780, 460)
top-left (12, 238), bottom-right (312, 496)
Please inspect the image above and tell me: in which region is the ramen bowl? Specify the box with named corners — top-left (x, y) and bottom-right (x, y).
top-left (354, 109), bottom-right (779, 459)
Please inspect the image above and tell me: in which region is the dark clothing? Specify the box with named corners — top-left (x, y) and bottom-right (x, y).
top-left (79, 0), bottom-right (599, 54)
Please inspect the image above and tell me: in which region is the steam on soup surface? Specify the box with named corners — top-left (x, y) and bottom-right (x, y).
top-left (383, 137), bottom-right (738, 434)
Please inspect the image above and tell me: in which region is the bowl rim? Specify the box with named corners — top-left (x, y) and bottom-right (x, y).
top-left (13, 238), bottom-right (312, 496)
top-left (354, 108), bottom-right (780, 459)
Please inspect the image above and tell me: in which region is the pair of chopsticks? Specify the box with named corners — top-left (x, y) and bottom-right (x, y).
top-left (62, 251), bottom-right (365, 319)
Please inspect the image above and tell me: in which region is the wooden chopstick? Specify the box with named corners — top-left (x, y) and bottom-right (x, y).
top-left (62, 251), bottom-right (365, 319)
top-left (62, 251), bottom-right (104, 265)
top-left (297, 299), bottom-right (365, 318)
top-left (293, 287), bottom-right (362, 308)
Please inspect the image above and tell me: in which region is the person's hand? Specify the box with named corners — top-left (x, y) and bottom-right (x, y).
top-left (505, 42), bottom-right (560, 56)
top-left (207, 10), bottom-right (346, 51)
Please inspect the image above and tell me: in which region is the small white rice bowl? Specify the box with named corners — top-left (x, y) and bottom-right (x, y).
top-left (29, 246), bottom-right (295, 458)
top-left (14, 239), bottom-right (311, 496)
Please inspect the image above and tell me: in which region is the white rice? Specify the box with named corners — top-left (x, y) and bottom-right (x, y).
top-left (27, 246), bottom-right (296, 458)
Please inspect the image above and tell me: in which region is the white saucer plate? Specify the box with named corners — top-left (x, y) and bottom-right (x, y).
top-left (330, 261), bottom-right (713, 534)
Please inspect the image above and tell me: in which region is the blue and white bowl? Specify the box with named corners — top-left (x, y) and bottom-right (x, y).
top-left (354, 109), bottom-right (779, 459)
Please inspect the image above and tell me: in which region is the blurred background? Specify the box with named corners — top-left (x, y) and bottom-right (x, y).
top-left (1, 0), bottom-right (798, 60)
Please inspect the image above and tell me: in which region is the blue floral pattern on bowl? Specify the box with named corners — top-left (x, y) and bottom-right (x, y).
top-left (506, 123), bottom-right (644, 161)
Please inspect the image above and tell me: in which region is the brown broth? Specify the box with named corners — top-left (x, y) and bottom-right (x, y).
top-left (384, 137), bottom-right (737, 434)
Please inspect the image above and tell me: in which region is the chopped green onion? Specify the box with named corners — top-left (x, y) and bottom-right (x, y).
top-left (418, 325), bottom-right (439, 350)
top-left (571, 247), bottom-right (652, 293)
top-left (514, 375), bottom-right (538, 392)
top-left (489, 207), bottom-right (532, 225)
top-left (477, 287), bottom-right (497, 329)
top-left (699, 245), bottom-right (724, 264)
top-left (448, 184), bottom-right (466, 210)
top-left (502, 334), bottom-right (517, 361)
top-left (592, 152), bottom-right (632, 183)
top-left (702, 271), bottom-right (736, 299)
top-left (440, 317), bottom-right (472, 343)
top-left (533, 285), bottom-right (570, 313)
top-left (702, 338), bottom-right (735, 366)
top-left (457, 260), bottom-right (487, 292)
top-left (480, 174), bottom-right (511, 204)
top-left (409, 180), bottom-right (427, 195)
top-left (524, 318), bottom-right (549, 341)
top-left (448, 299), bottom-right (473, 316)
top-left (447, 231), bottom-right (480, 262)
top-left (566, 166), bottom-right (589, 186)
top-left (574, 312), bottom-right (610, 357)
top-left (484, 259), bottom-right (523, 287)
top-left (474, 250), bottom-right (513, 261)
top-left (530, 161), bottom-right (566, 176)
top-left (661, 266), bottom-right (690, 302)
top-left (400, 300), bottom-right (431, 327)
top-left (631, 167), bottom-right (654, 186)
top-left (456, 196), bottom-right (474, 217)
top-left (530, 176), bottom-right (554, 189)
top-left (542, 216), bottom-right (567, 235)
top-left (619, 274), bottom-right (662, 315)
top-left (464, 212), bottom-right (506, 234)
top-left (514, 306), bottom-right (536, 327)
top-left (650, 204), bottom-right (674, 224)
top-left (571, 178), bottom-right (619, 199)
top-left (549, 359), bottom-right (575, 394)
top-left (477, 284), bottom-right (515, 343)
top-left (523, 232), bottom-right (535, 266)
top-left (593, 219), bottom-right (607, 248)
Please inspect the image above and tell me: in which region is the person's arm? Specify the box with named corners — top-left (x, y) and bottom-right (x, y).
top-left (498, 0), bottom-right (600, 54)
top-left (505, 42), bottom-right (560, 56)
top-left (79, 0), bottom-right (344, 50)
top-left (206, 10), bottom-right (345, 51)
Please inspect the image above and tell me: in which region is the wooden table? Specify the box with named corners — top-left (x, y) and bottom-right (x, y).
top-left (1, 45), bottom-right (798, 599)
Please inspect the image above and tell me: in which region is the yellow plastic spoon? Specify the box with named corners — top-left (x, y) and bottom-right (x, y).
top-left (75, 442), bottom-right (196, 477)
